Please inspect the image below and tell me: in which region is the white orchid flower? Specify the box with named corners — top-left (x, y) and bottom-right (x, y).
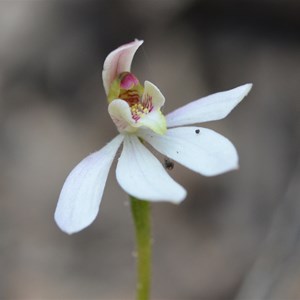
top-left (55, 40), bottom-right (252, 234)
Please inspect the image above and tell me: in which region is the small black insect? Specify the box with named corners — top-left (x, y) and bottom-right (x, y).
top-left (163, 157), bottom-right (174, 170)
top-left (195, 129), bottom-right (200, 134)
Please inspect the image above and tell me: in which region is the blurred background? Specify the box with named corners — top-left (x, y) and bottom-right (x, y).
top-left (0, 0), bottom-right (300, 299)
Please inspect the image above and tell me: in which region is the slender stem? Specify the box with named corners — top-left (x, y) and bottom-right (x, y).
top-left (130, 196), bottom-right (152, 300)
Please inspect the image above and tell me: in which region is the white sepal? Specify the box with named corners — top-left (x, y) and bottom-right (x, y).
top-left (166, 84), bottom-right (252, 127)
top-left (55, 134), bottom-right (124, 234)
top-left (116, 134), bottom-right (186, 203)
top-left (139, 127), bottom-right (239, 176)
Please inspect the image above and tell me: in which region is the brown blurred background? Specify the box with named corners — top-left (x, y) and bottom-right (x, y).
top-left (0, 1), bottom-right (300, 299)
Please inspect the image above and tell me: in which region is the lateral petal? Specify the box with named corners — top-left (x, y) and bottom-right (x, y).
top-left (116, 135), bottom-right (186, 203)
top-left (55, 134), bottom-right (124, 234)
top-left (142, 80), bottom-right (165, 108)
top-left (137, 81), bottom-right (167, 134)
top-left (139, 127), bottom-right (239, 176)
top-left (102, 40), bottom-right (144, 95)
top-left (166, 84), bottom-right (252, 127)
top-left (108, 99), bottom-right (136, 133)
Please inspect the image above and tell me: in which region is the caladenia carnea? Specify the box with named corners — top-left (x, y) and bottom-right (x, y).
top-left (55, 39), bottom-right (252, 300)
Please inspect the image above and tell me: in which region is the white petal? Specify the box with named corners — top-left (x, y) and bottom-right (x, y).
top-left (166, 83), bottom-right (252, 127)
top-left (116, 135), bottom-right (186, 203)
top-left (108, 99), bottom-right (136, 133)
top-left (102, 40), bottom-right (144, 95)
top-left (137, 81), bottom-right (167, 134)
top-left (143, 80), bottom-right (165, 108)
top-left (138, 127), bottom-right (238, 176)
top-left (55, 135), bottom-right (124, 234)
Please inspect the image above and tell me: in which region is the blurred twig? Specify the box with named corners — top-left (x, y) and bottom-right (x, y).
top-left (235, 157), bottom-right (300, 300)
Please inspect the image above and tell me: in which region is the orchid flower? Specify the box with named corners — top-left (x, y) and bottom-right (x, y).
top-left (55, 40), bottom-right (252, 234)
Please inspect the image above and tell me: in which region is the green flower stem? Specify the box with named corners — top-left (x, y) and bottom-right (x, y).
top-left (130, 196), bottom-right (152, 300)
